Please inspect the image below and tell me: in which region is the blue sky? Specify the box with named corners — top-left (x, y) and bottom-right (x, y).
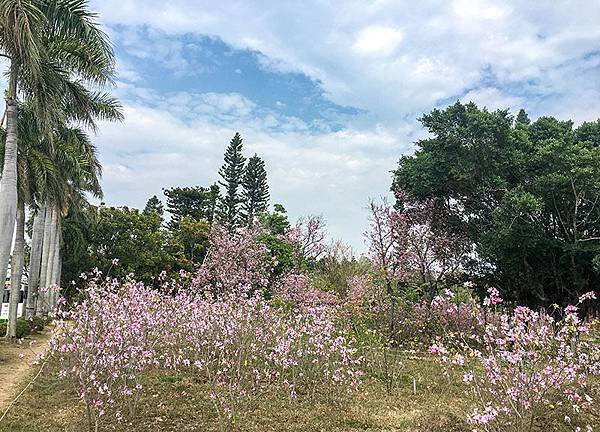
top-left (88, 0), bottom-right (600, 251)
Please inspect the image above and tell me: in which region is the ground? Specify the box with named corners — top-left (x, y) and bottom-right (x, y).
top-left (0, 326), bottom-right (53, 412)
top-left (0, 338), bottom-right (597, 431)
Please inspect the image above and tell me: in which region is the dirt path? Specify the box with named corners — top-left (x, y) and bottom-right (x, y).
top-left (0, 326), bottom-right (54, 410)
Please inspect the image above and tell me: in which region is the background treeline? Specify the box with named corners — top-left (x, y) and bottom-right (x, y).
top-left (60, 132), bottom-right (273, 293)
top-left (392, 102), bottom-right (600, 306)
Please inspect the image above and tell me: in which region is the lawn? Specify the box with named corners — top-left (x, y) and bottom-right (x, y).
top-left (1, 352), bottom-right (472, 432)
top-left (2, 350), bottom-right (597, 432)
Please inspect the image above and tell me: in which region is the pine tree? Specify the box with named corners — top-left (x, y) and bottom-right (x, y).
top-left (242, 154), bottom-right (270, 226)
top-left (218, 133), bottom-right (246, 230)
top-left (143, 195), bottom-right (164, 218)
top-left (516, 108), bottom-right (531, 125)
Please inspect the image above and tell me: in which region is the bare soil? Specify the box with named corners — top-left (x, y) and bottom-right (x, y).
top-left (0, 326), bottom-right (53, 410)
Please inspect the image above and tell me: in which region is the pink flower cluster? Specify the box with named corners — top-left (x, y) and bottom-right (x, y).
top-left (192, 226), bottom-right (273, 295)
top-left (429, 290), bottom-right (599, 432)
top-left (274, 273), bottom-right (339, 306)
top-left (49, 273), bottom-right (362, 430)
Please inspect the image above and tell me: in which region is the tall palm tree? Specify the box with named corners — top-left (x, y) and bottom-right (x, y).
top-left (1, 93), bottom-right (119, 331)
top-left (0, 0), bottom-right (116, 286)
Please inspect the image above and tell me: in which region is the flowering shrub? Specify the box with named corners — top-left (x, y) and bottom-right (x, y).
top-left (192, 226), bottom-right (273, 295)
top-left (429, 289), bottom-right (600, 432)
top-left (344, 275), bottom-right (486, 349)
top-left (50, 275), bottom-right (163, 428)
top-left (49, 272), bottom-right (362, 431)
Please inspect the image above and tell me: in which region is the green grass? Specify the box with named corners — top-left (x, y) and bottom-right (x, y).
top-left (1, 354), bottom-right (598, 432)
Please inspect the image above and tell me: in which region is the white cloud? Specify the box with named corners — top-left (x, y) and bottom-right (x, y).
top-left (460, 87), bottom-right (524, 112)
top-left (353, 26), bottom-right (404, 56)
top-left (94, 99), bottom-right (412, 249)
top-left (92, 0), bottom-right (600, 123)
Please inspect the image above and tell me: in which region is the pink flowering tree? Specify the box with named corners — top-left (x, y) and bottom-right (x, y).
top-left (366, 195), bottom-right (469, 294)
top-left (283, 215), bottom-right (327, 268)
top-left (192, 225), bottom-right (274, 296)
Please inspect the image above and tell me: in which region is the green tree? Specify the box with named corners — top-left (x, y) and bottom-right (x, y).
top-left (0, 0), bottom-right (117, 286)
top-left (256, 204), bottom-right (294, 277)
top-left (242, 154), bottom-right (270, 226)
top-left (392, 101), bottom-right (600, 306)
top-left (218, 132), bottom-right (246, 230)
top-left (166, 216), bottom-right (210, 271)
top-left (164, 184), bottom-right (219, 228)
top-left (143, 195), bottom-right (164, 218)
top-left (515, 108), bottom-right (531, 125)
top-left (86, 205), bottom-right (169, 285)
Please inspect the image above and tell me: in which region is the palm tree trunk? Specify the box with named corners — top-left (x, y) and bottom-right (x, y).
top-left (5, 200), bottom-right (25, 339)
top-left (0, 65), bottom-right (19, 289)
top-left (49, 217), bottom-right (61, 309)
top-left (54, 225), bottom-right (62, 305)
top-left (37, 204), bottom-right (54, 316)
top-left (44, 207), bottom-right (58, 315)
top-left (25, 205), bottom-right (46, 318)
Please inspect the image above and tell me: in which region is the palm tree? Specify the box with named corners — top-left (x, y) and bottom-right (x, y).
top-left (0, 0), bottom-right (116, 286)
top-left (1, 94), bottom-right (119, 332)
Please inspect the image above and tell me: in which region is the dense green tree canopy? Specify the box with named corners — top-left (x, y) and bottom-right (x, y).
top-left (163, 184), bottom-right (219, 228)
top-left (392, 102), bottom-right (600, 306)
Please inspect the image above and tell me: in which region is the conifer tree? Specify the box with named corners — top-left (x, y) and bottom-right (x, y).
top-left (163, 185), bottom-right (219, 228)
top-left (516, 108), bottom-right (531, 125)
top-left (143, 195), bottom-right (164, 218)
top-left (242, 154), bottom-right (270, 226)
top-left (218, 133), bottom-right (246, 230)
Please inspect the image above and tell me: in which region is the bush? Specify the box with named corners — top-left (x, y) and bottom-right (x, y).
top-left (16, 318), bottom-right (32, 338)
top-left (429, 289), bottom-right (599, 432)
top-left (27, 315), bottom-right (46, 332)
top-left (0, 318), bottom-right (33, 338)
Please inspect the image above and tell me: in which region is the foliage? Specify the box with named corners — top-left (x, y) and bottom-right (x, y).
top-left (218, 133), bottom-right (246, 230)
top-left (257, 204), bottom-right (291, 235)
top-left (143, 195), bottom-right (164, 218)
top-left (163, 184), bottom-right (219, 228)
top-left (242, 154), bottom-right (270, 226)
top-left (392, 102), bottom-right (600, 306)
top-left (0, 317), bottom-right (34, 339)
top-left (166, 216), bottom-right (210, 271)
top-left (61, 204), bottom-right (172, 289)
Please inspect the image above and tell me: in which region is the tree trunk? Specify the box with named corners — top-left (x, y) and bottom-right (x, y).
top-left (5, 200), bottom-right (25, 339)
top-left (0, 64), bottom-right (19, 291)
top-left (25, 205), bottom-right (46, 318)
top-left (44, 207), bottom-right (58, 315)
top-left (37, 204), bottom-right (54, 316)
top-left (49, 217), bottom-right (61, 309)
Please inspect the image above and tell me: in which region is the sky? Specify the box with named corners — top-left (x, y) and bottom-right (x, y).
top-left (85, 0), bottom-right (600, 251)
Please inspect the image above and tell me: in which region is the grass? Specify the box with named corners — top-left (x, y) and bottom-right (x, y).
top-left (0, 354), bottom-right (470, 432)
top-left (1, 353), bottom-right (598, 432)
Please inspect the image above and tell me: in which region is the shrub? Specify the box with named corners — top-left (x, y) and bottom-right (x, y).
top-left (1, 318), bottom-right (34, 338)
top-left (429, 289), bottom-right (599, 432)
top-left (27, 315), bottom-right (46, 332)
top-left (50, 273), bottom-right (363, 431)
